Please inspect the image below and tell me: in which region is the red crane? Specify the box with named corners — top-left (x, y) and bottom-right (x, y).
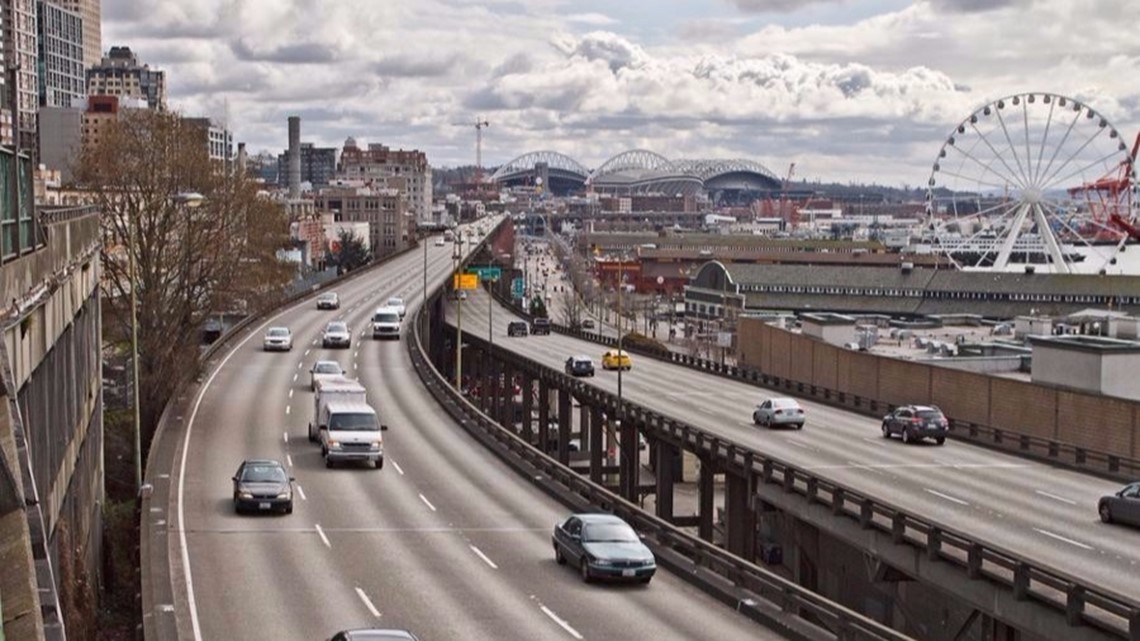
top-left (1067, 132), bottom-right (1140, 241)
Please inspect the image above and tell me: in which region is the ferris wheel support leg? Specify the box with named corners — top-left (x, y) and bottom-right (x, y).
top-left (1033, 203), bottom-right (1071, 274)
top-left (994, 202), bottom-right (1033, 270)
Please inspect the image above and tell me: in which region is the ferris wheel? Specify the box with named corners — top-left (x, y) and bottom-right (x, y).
top-left (925, 92), bottom-right (1139, 274)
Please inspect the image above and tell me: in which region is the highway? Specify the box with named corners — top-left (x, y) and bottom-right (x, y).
top-left (453, 286), bottom-right (1140, 602)
top-left (170, 220), bottom-right (784, 641)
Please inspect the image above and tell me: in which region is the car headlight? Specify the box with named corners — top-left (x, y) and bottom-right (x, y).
top-left (238, 492), bottom-right (253, 499)
top-left (276, 492), bottom-right (290, 499)
top-left (371, 441), bottom-right (382, 450)
top-left (592, 558), bottom-right (613, 567)
top-left (328, 440), bottom-right (342, 449)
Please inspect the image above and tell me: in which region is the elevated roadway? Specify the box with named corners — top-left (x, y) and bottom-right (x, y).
top-left (165, 219), bottom-right (785, 641)
top-left (452, 288), bottom-right (1140, 605)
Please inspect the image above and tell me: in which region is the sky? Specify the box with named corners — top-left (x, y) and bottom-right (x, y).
top-left (104, 0), bottom-right (1140, 187)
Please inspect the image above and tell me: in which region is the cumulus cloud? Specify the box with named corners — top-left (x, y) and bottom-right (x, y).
top-left (927, 0), bottom-right (1026, 12)
top-left (729, 0), bottom-right (838, 12)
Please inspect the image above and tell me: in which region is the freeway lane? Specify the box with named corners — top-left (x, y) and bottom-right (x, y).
top-left (171, 220), bottom-right (785, 641)
top-left (454, 289), bottom-right (1140, 602)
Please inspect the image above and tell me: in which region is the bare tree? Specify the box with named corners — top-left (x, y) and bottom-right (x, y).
top-left (556, 287), bottom-right (583, 328)
top-left (77, 109), bottom-right (293, 440)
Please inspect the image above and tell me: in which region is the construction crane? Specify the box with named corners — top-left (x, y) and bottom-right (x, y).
top-left (783, 162), bottom-right (799, 230)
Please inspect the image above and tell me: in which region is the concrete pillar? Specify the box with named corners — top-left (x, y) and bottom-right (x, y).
top-left (698, 455), bottom-right (716, 542)
top-left (725, 472), bottom-right (756, 560)
top-left (655, 438), bottom-right (676, 521)
top-left (557, 386), bottom-right (572, 465)
top-left (538, 378), bottom-right (550, 451)
top-left (589, 405), bottom-right (604, 484)
top-left (620, 419), bottom-right (639, 502)
top-left (577, 398), bottom-right (590, 452)
top-left (482, 356), bottom-right (496, 414)
top-left (521, 372), bottom-right (534, 442)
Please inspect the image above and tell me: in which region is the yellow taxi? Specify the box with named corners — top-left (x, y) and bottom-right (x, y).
top-left (601, 349), bottom-right (632, 371)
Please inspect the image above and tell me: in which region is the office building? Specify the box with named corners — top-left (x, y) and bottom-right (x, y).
top-left (183, 116), bottom-right (234, 171)
top-left (86, 46), bottom-right (165, 110)
top-left (37, 0), bottom-right (85, 108)
top-left (315, 184), bottom-right (410, 258)
top-left (38, 105), bottom-right (82, 181)
top-left (80, 93), bottom-right (146, 152)
top-left (277, 142), bottom-right (336, 189)
top-left (4, 0), bottom-right (40, 148)
top-left (338, 139), bottom-right (432, 222)
top-left (54, 0), bottom-right (99, 67)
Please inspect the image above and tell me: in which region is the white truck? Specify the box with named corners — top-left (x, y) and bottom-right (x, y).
top-left (309, 376), bottom-right (386, 469)
top-left (371, 306), bottom-right (401, 340)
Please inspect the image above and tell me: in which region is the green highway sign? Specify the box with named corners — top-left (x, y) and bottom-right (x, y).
top-left (467, 266), bottom-right (502, 282)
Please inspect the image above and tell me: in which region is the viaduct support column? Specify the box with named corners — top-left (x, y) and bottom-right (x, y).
top-left (577, 397), bottom-right (590, 452)
top-left (654, 438), bottom-right (676, 521)
top-left (557, 385), bottom-right (572, 465)
top-left (698, 455), bottom-right (716, 543)
top-left (521, 372), bottom-right (535, 442)
top-left (589, 405), bottom-right (604, 484)
top-left (537, 378), bottom-right (551, 452)
top-left (620, 419), bottom-right (639, 503)
top-left (724, 471), bottom-right (756, 560)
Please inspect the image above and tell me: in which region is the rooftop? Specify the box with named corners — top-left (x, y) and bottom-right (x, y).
top-left (1028, 335), bottom-right (1140, 354)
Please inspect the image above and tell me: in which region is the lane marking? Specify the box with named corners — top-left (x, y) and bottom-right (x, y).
top-left (925, 488), bottom-right (970, 506)
top-left (392, 461), bottom-right (405, 476)
top-left (283, 432), bottom-right (289, 443)
top-left (285, 406), bottom-right (291, 416)
top-left (540, 605), bottom-right (583, 640)
top-left (469, 545), bottom-right (499, 569)
top-left (355, 587), bottom-right (381, 618)
top-left (293, 374), bottom-right (298, 382)
top-left (846, 461), bottom-right (882, 474)
top-left (296, 362), bottom-right (303, 369)
top-left (1034, 528), bottom-right (1094, 550)
top-left (304, 349), bottom-right (311, 356)
top-left (296, 485), bottom-right (306, 501)
top-left (315, 524), bottom-right (331, 548)
top-left (419, 493), bottom-right (437, 512)
top-left (784, 440), bottom-right (811, 450)
top-left (286, 454), bottom-right (293, 467)
top-left (288, 389), bottom-right (294, 399)
top-left (1035, 490), bottom-right (1078, 506)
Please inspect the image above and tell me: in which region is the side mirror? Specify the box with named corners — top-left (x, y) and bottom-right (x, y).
top-left (569, 533), bottom-right (581, 541)
top-left (380, 424), bottom-right (389, 431)
top-left (639, 533), bottom-right (646, 540)
top-left (231, 476), bottom-right (238, 482)
top-left (289, 476), bottom-right (296, 482)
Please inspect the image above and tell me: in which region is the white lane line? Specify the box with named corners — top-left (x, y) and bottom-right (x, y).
top-left (286, 454), bottom-right (293, 467)
top-left (470, 545), bottom-right (499, 569)
top-left (1034, 528), bottom-right (1094, 550)
top-left (304, 349), bottom-right (311, 356)
top-left (924, 488), bottom-right (970, 506)
top-left (355, 587), bottom-right (382, 618)
top-left (354, 350), bottom-right (360, 358)
top-left (283, 432), bottom-right (289, 443)
top-left (540, 605), bottom-right (583, 640)
top-left (296, 485), bottom-right (306, 501)
top-left (315, 524), bottom-right (331, 548)
top-left (784, 440), bottom-right (811, 450)
top-left (419, 493), bottom-right (437, 512)
top-left (392, 461), bottom-right (405, 476)
top-left (1035, 490), bottom-right (1078, 506)
top-left (293, 374), bottom-right (298, 382)
top-left (288, 389), bottom-right (294, 399)
top-left (297, 362), bottom-right (303, 369)
top-left (285, 406), bottom-right (291, 416)
top-left (846, 461), bottom-right (881, 474)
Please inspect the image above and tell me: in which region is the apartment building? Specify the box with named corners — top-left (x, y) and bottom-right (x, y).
top-left (338, 138), bottom-right (432, 223)
top-left (53, 0), bottom-right (99, 67)
top-left (3, 0), bottom-right (40, 148)
top-left (183, 116), bottom-right (234, 170)
top-left (36, 0), bottom-right (85, 108)
top-left (86, 46), bottom-right (165, 110)
top-left (315, 184), bottom-right (411, 259)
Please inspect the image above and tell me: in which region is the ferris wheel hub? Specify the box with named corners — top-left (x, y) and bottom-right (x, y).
top-left (1022, 187), bottom-right (1043, 204)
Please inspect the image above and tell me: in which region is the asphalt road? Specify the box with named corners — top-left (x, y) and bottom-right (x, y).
top-left (171, 218), bottom-right (786, 641)
top-left (453, 287), bottom-right (1140, 603)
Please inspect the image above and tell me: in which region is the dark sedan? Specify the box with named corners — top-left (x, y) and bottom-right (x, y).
top-left (1099, 482), bottom-right (1140, 527)
top-left (565, 355), bottom-right (595, 377)
top-left (232, 459), bottom-right (293, 514)
top-left (327, 630), bottom-right (420, 641)
top-left (531, 317), bottom-right (551, 335)
top-left (507, 321), bottom-right (528, 337)
top-left (552, 513), bottom-right (656, 584)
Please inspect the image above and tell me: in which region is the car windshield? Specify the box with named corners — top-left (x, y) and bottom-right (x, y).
top-left (319, 294), bottom-right (335, 301)
top-left (373, 313), bottom-right (399, 323)
top-left (388, 298), bottom-right (403, 306)
top-left (916, 410), bottom-right (944, 419)
top-left (583, 523), bottom-right (639, 543)
top-left (327, 322), bottom-right (348, 333)
top-left (267, 328), bottom-right (289, 337)
top-left (240, 465), bottom-right (286, 483)
top-left (329, 412), bottom-right (378, 431)
top-left (314, 362), bottom-right (341, 374)
top-left (773, 399), bottom-right (800, 409)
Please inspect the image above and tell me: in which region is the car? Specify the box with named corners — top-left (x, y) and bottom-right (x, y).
top-left (507, 321), bottom-right (528, 337)
top-left (565, 355), bottom-right (595, 377)
top-left (434, 237), bottom-right (446, 247)
top-left (322, 321), bottom-right (352, 348)
top-left (601, 349), bottom-right (632, 371)
top-left (581, 318), bottom-right (596, 330)
top-left (552, 513), bottom-right (656, 584)
top-left (371, 306), bottom-right (401, 340)
top-left (531, 317), bottom-right (551, 335)
top-left (309, 360), bottom-right (345, 391)
top-left (232, 459), bottom-right (293, 514)
top-left (452, 289), bottom-right (468, 301)
top-left (881, 405), bottom-right (949, 445)
top-left (753, 397), bottom-right (805, 429)
top-left (326, 629), bottom-right (421, 641)
top-left (1099, 482), bottom-right (1140, 527)
top-left (386, 296), bottom-right (407, 318)
top-left (263, 327), bottom-right (293, 351)
top-left (316, 292), bottom-right (340, 310)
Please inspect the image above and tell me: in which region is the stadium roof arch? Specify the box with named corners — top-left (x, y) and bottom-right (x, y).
top-left (489, 151), bottom-right (590, 195)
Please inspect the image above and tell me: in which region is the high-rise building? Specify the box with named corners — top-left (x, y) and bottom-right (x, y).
top-left (338, 139), bottom-right (433, 222)
top-left (54, 0), bottom-right (99, 67)
top-left (37, 0), bottom-right (86, 108)
top-left (38, 105), bottom-right (81, 181)
top-left (86, 46), bottom-right (165, 110)
top-left (277, 142), bottom-right (337, 189)
top-left (3, 0), bottom-right (41, 148)
top-left (183, 116), bottom-right (234, 172)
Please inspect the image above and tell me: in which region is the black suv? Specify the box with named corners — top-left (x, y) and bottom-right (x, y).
top-left (564, 355), bottom-right (595, 377)
top-left (507, 321), bottom-right (528, 337)
top-left (881, 405), bottom-right (949, 445)
top-left (531, 317), bottom-right (551, 335)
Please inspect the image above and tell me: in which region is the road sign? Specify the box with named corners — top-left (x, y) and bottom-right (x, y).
top-left (467, 266), bottom-right (502, 282)
top-left (454, 273), bottom-right (478, 290)
top-left (512, 277), bottom-right (525, 298)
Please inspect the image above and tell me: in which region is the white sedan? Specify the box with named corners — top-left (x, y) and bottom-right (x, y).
top-left (263, 327), bottom-right (293, 352)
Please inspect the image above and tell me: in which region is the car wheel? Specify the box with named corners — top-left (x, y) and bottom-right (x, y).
top-left (325, 457), bottom-right (334, 469)
top-left (284, 502), bottom-right (293, 515)
top-left (639, 576), bottom-right (652, 585)
top-left (795, 423), bottom-right (804, 430)
top-left (1100, 502), bottom-right (1114, 524)
top-left (752, 413), bottom-right (760, 425)
top-left (902, 429), bottom-right (912, 444)
top-left (374, 459), bottom-right (383, 470)
top-left (935, 437), bottom-right (946, 445)
top-left (555, 545), bottom-right (566, 565)
top-left (579, 559), bottom-right (592, 583)
top-left (881, 423), bottom-right (890, 438)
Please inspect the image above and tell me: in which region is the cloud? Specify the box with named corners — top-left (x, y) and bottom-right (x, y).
top-left (374, 54), bottom-right (462, 78)
top-left (676, 19), bottom-right (744, 42)
top-left (230, 39), bottom-right (342, 64)
top-left (565, 12), bottom-right (619, 26)
top-left (728, 0), bottom-right (838, 12)
top-left (927, 0), bottom-right (1026, 12)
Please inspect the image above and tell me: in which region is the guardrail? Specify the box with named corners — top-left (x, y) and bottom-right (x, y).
top-left (409, 297), bottom-right (915, 641)
top-left (443, 301), bottom-right (1140, 640)
top-left (492, 288), bottom-right (1140, 482)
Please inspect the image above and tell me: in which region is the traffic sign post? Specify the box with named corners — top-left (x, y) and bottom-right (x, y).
top-left (466, 266), bottom-right (502, 282)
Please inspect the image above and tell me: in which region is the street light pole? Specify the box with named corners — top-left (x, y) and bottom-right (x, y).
top-left (423, 232), bottom-right (428, 308)
top-left (454, 237), bottom-right (464, 389)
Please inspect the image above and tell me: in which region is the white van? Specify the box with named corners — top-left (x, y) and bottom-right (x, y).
top-left (372, 306), bottom-right (401, 340)
top-left (309, 376), bottom-right (367, 443)
top-left (320, 400), bottom-right (385, 469)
